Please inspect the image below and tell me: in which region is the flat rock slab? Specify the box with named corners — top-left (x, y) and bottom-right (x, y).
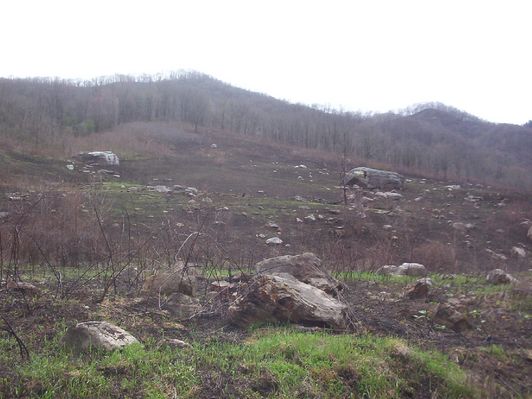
top-left (229, 273), bottom-right (348, 329)
top-left (64, 321), bottom-right (139, 352)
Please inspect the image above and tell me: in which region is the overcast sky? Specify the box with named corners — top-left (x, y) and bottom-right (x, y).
top-left (1, 0), bottom-right (530, 124)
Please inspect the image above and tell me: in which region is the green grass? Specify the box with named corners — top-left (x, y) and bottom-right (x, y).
top-left (196, 328), bottom-right (476, 398)
top-left (1, 327), bottom-right (477, 398)
top-left (1, 331), bottom-right (198, 399)
top-left (334, 271), bottom-right (501, 293)
top-left (216, 194), bottom-right (334, 219)
top-left (87, 181), bottom-right (177, 218)
top-left (334, 271), bottom-right (416, 284)
top-left (480, 344), bottom-right (507, 361)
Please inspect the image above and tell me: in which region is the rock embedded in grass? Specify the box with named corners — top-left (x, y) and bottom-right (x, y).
top-left (396, 263), bottom-right (427, 276)
top-left (63, 321), bottom-right (139, 353)
top-left (160, 338), bottom-right (192, 349)
top-left (486, 269), bottom-right (517, 284)
top-left (377, 263), bottom-right (427, 277)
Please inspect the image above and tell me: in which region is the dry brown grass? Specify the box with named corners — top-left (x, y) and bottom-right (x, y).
top-left (413, 240), bottom-right (456, 272)
top-left (64, 125), bottom-right (176, 160)
top-left (0, 122), bottom-right (182, 163)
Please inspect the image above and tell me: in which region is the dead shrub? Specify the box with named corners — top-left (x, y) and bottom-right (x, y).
top-left (413, 241), bottom-right (455, 272)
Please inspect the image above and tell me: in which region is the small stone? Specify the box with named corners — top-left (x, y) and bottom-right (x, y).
top-left (266, 222), bottom-right (280, 230)
top-left (162, 338), bottom-right (192, 349)
top-left (266, 237), bottom-right (283, 245)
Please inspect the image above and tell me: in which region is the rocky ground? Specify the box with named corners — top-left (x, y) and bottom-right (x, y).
top-left (0, 123), bottom-right (531, 398)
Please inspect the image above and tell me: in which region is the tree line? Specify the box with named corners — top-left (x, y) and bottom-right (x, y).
top-left (0, 72), bottom-right (531, 190)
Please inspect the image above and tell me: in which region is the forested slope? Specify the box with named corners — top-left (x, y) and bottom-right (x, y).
top-left (1, 72), bottom-right (531, 190)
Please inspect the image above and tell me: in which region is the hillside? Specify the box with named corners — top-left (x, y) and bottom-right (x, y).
top-left (0, 77), bottom-right (531, 398)
top-left (0, 120), bottom-right (531, 397)
top-left (1, 73), bottom-right (531, 191)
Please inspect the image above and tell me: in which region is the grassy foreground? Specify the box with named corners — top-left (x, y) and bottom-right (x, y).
top-left (0, 327), bottom-right (476, 399)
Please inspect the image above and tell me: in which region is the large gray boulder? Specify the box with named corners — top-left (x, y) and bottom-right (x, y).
top-left (255, 253), bottom-right (342, 296)
top-left (78, 151), bottom-right (119, 166)
top-left (228, 273), bottom-right (348, 329)
top-left (64, 321), bottom-right (138, 352)
top-left (344, 167), bottom-right (404, 190)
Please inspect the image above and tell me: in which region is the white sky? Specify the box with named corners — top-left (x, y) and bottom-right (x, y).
top-left (1, 0), bottom-right (531, 124)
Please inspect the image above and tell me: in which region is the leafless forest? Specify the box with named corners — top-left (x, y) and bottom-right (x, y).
top-left (0, 72), bottom-right (531, 399)
top-left (1, 72), bottom-right (531, 190)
